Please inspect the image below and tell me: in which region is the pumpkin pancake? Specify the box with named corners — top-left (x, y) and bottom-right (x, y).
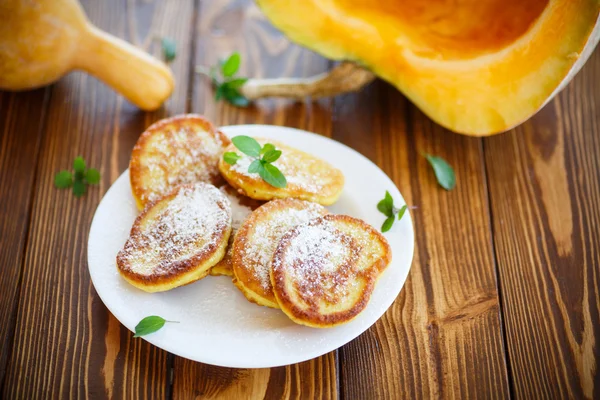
top-left (130, 114), bottom-right (230, 209)
top-left (210, 185), bottom-right (263, 277)
top-left (116, 183), bottom-right (232, 292)
top-left (232, 198), bottom-right (328, 308)
top-left (271, 214), bottom-right (391, 328)
top-left (218, 138), bottom-right (344, 206)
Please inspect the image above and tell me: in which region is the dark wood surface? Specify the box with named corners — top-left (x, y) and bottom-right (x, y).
top-left (0, 88), bottom-right (49, 387)
top-left (334, 85), bottom-right (510, 399)
top-left (484, 49), bottom-right (600, 399)
top-left (1, 0), bottom-right (598, 398)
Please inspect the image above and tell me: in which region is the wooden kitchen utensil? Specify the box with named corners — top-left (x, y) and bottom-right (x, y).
top-left (0, 0), bottom-right (174, 110)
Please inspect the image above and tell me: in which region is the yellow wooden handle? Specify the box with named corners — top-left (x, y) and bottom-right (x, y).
top-left (74, 26), bottom-right (174, 111)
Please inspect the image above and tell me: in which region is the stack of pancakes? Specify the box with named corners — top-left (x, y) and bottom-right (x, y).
top-left (117, 114), bottom-right (392, 328)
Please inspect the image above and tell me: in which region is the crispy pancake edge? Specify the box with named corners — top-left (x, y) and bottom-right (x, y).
top-left (270, 214), bottom-right (392, 328)
top-left (116, 183), bottom-right (232, 292)
top-left (130, 114), bottom-right (231, 210)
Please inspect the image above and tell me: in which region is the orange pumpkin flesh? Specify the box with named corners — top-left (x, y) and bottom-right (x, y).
top-left (257, 0), bottom-right (599, 135)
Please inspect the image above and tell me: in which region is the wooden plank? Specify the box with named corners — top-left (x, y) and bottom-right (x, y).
top-left (172, 1), bottom-right (338, 398)
top-left (483, 49), bottom-right (600, 399)
top-left (334, 82), bottom-right (510, 398)
top-left (1, 0), bottom-right (194, 397)
top-left (0, 88), bottom-right (49, 387)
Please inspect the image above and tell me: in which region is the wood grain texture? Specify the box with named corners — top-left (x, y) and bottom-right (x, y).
top-left (334, 82), bottom-right (510, 399)
top-left (1, 0), bottom-right (598, 397)
top-left (0, 88), bottom-right (49, 387)
top-left (1, 0), bottom-right (194, 398)
top-left (483, 49), bottom-right (600, 399)
top-left (172, 1), bottom-right (338, 399)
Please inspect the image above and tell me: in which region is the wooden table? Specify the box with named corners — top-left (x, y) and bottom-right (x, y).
top-left (1, 1), bottom-right (599, 398)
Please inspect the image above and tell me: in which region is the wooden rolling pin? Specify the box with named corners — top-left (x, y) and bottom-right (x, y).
top-left (0, 0), bottom-right (174, 111)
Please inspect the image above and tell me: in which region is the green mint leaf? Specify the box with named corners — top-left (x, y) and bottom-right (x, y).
top-left (73, 156), bottom-right (86, 173)
top-left (231, 135), bottom-right (261, 158)
top-left (133, 315), bottom-right (174, 337)
top-left (226, 94), bottom-right (249, 107)
top-left (262, 149), bottom-right (282, 163)
top-left (223, 152), bottom-right (241, 165)
top-left (54, 171), bottom-right (73, 189)
top-left (225, 77), bottom-right (248, 89)
top-left (376, 199), bottom-right (389, 215)
top-left (381, 216), bottom-right (395, 233)
top-left (259, 163), bottom-right (287, 188)
top-left (248, 159), bottom-right (263, 174)
top-left (215, 85), bottom-right (225, 101)
top-left (221, 52), bottom-right (241, 77)
top-left (377, 191), bottom-right (394, 217)
top-left (221, 82), bottom-right (242, 102)
top-left (161, 37), bottom-right (176, 62)
top-left (397, 205), bottom-right (407, 221)
top-left (378, 191), bottom-right (408, 232)
top-left (384, 191), bottom-right (394, 211)
top-left (424, 154), bottom-right (456, 190)
top-left (73, 180), bottom-right (86, 197)
top-left (56, 157), bottom-right (101, 196)
top-left (205, 54), bottom-right (249, 106)
top-left (85, 168), bottom-right (101, 185)
top-left (260, 143), bottom-right (275, 155)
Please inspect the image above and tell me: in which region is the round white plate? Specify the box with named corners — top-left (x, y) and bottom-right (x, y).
top-left (88, 125), bottom-right (414, 368)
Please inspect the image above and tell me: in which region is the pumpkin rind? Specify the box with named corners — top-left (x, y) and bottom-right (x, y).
top-left (257, 0), bottom-right (600, 136)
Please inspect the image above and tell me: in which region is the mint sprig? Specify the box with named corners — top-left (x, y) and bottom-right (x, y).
top-left (54, 156), bottom-right (100, 197)
top-left (161, 37), bottom-right (176, 62)
top-left (377, 191), bottom-right (407, 233)
top-left (423, 153), bottom-right (455, 190)
top-left (223, 152), bottom-right (241, 165)
top-left (197, 52), bottom-right (249, 107)
top-left (224, 136), bottom-right (287, 188)
top-left (133, 315), bottom-right (179, 338)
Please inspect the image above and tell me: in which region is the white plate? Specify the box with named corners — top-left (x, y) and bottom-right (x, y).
top-left (88, 125), bottom-right (414, 368)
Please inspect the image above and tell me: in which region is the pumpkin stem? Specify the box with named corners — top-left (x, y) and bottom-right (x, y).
top-left (240, 62), bottom-right (375, 100)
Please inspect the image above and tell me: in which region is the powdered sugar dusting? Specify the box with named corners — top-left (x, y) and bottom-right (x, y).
top-left (119, 183), bottom-right (231, 276)
top-left (272, 219), bottom-right (359, 301)
top-left (219, 186), bottom-right (256, 229)
top-left (241, 201), bottom-right (327, 290)
top-left (139, 127), bottom-right (226, 203)
top-left (283, 224), bottom-right (348, 274)
top-left (231, 155), bottom-right (253, 176)
top-left (216, 186), bottom-right (262, 266)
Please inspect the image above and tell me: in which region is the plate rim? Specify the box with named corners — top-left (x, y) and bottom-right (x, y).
top-left (88, 124), bottom-right (415, 368)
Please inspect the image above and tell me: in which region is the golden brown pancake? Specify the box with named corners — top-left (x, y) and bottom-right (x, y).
top-left (130, 114), bottom-right (230, 209)
top-left (209, 185), bottom-right (263, 277)
top-left (218, 139), bottom-right (344, 206)
top-left (271, 214), bottom-right (391, 328)
top-left (116, 183), bottom-right (232, 292)
top-left (232, 198), bottom-right (328, 308)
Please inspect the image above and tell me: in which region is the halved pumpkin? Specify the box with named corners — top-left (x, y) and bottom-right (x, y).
top-left (256, 0), bottom-right (600, 136)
